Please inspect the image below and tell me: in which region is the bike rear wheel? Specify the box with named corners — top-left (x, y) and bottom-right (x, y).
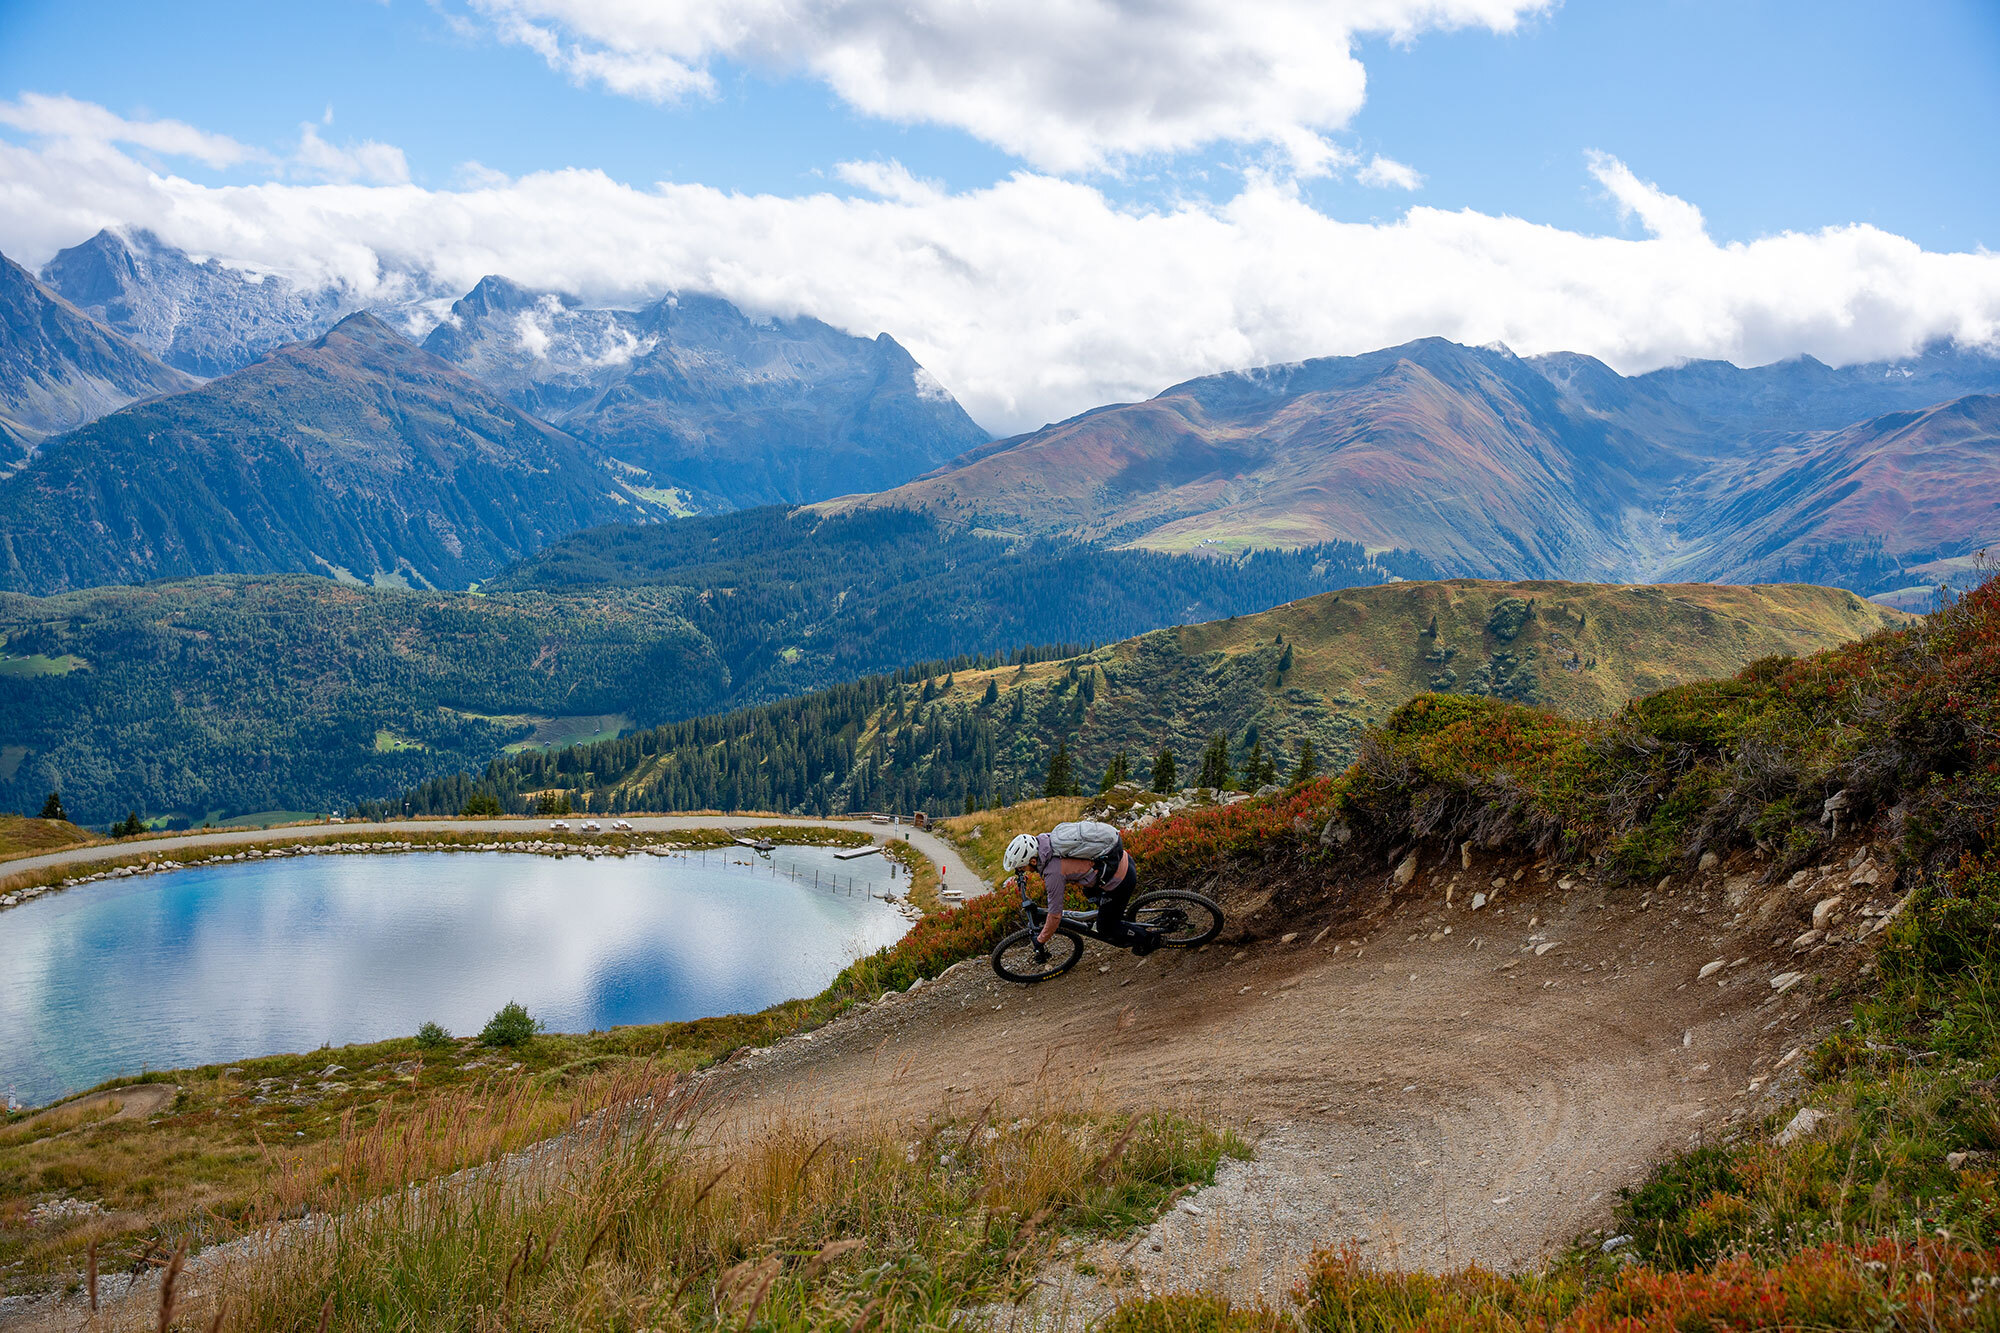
top-left (1129, 890), bottom-right (1225, 947)
top-left (991, 926), bottom-right (1087, 982)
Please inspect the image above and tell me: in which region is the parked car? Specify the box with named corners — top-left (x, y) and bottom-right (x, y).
top-left (549, 820), bottom-right (569, 831)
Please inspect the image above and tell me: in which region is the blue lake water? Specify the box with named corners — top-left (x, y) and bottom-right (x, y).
top-left (0, 846), bottom-right (910, 1108)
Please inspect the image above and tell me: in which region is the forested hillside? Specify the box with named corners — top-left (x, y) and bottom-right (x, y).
top-left (494, 506), bottom-right (1430, 697)
top-left (2, 513), bottom-right (1414, 823)
top-left (0, 579), bottom-right (720, 823)
top-left (396, 579), bottom-right (1903, 820)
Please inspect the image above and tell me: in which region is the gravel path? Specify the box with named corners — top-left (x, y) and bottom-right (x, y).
top-left (0, 815), bottom-right (984, 900)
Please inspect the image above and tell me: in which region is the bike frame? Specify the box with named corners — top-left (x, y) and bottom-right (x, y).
top-left (1017, 889), bottom-right (1099, 930)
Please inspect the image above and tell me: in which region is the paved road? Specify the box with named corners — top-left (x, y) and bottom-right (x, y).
top-left (3, 816), bottom-right (989, 898)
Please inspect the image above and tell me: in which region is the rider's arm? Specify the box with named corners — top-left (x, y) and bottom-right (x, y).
top-left (1037, 852), bottom-right (1072, 943)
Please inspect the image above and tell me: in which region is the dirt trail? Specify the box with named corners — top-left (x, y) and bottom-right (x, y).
top-left (710, 848), bottom-right (1883, 1310)
top-left (7, 1084), bottom-right (176, 1136)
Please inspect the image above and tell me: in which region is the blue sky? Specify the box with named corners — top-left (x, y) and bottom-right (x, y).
top-left (1, 0), bottom-right (1997, 429)
top-left (5, 0), bottom-right (1995, 244)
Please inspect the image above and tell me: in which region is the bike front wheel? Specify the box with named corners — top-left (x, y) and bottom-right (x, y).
top-left (991, 926), bottom-right (1087, 983)
top-left (1129, 890), bottom-right (1225, 947)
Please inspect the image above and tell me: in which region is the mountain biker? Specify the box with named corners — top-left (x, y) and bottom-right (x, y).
top-left (1002, 830), bottom-right (1159, 955)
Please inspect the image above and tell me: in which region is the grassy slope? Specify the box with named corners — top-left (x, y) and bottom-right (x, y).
top-left (564, 578), bottom-right (1900, 820)
top-left (0, 814), bottom-right (97, 861)
top-left (866, 579), bottom-right (1903, 794)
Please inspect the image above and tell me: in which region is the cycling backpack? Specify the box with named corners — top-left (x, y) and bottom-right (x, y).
top-left (1047, 820), bottom-right (1126, 884)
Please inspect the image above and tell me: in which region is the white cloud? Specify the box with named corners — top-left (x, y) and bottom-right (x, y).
top-left (1586, 149), bottom-right (1706, 244)
top-left (463, 0), bottom-right (1551, 176)
top-left (1357, 154), bottom-right (1424, 190)
top-left (0, 92), bottom-right (255, 168)
top-left (293, 123), bottom-right (411, 185)
top-left (2, 115), bottom-right (1997, 436)
top-left (834, 159), bottom-right (943, 205)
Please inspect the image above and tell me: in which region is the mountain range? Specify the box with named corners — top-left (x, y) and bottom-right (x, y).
top-left (422, 276), bottom-right (989, 507)
top-left (0, 313), bottom-right (648, 594)
top-left (4, 227), bottom-right (1998, 607)
top-left (33, 232), bottom-right (992, 510)
top-left (829, 337), bottom-right (2000, 599)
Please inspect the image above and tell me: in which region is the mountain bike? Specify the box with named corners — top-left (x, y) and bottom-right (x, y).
top-left (990, 887), bottom-right (1224, 983)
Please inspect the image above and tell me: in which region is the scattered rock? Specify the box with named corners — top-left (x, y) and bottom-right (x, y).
top-left (1600, 1234), bottom-right (1633, 1253)
top-left (1698, 959), bottom-right (1725, 980)
top-left (1793, 930), bottom-right (1824, 949)
top-left (1534, 941), bottom-right (1559, 956)
top-left (1392, 853), bottom-right (1418, 888)
top-left (29, 1197), bottom-right (105, 1227)
top-left (1461, 841), bottom-right (1473, 870)
top-left (1698, 851), bottom-right (1720, 872)
top-left (1775, 1106), bottom-right (1828, 1146)
top-left (1471, 892), bottom-right (1487, 911)
top-left (1811, 896), bottom-right (1845, 931)
top-left (1771, 971), bottom-right (1805, 993)
top-left (1319, 818), bottom-right (1353, 849)
top-left (1280, 932), bottom-right (1299, 944)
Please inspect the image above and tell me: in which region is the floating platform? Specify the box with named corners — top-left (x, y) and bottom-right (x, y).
top-left (834, 845), bottom-right (883, 861)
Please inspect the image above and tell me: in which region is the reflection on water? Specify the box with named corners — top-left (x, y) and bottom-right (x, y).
top-left (0, 846), bottom-right (909, 1108)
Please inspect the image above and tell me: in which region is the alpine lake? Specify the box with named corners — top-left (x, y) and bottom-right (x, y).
top-left (0, 842), bottom-right (912, 1108)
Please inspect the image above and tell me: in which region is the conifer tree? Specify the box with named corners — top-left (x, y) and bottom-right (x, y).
top-left (1151, 747), bottom-right (1178, 793)
top-left (1098, 751), bottom-right (1131, 793)
top-left (1043, 742), bottom-right (1080, 797)
top-left (38, 791), bottom-right (64, 821)
top-left (1196, 734), bottom-right (1232, 790)
top-left (1289, 737), bottom-right (1319, 785)
top-left (982, 678), bottom-right (1000, 705)
top-left (1241, 737), bottom-right (1277, 788)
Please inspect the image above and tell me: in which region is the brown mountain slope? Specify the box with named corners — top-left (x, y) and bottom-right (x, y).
top-left (823, 339), bottom-right (1670, 579)
top-left (1661, 394), bottom-right (2000, 594)
top-left (824, 338), bottom-right (2000, 598)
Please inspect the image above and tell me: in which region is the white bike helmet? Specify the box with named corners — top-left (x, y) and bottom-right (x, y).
top-left (1003, 833), bottom-right (1039, 873)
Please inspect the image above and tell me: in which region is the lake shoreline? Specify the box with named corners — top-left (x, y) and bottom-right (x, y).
top-left (1, 842), bottom-right (919, 1109)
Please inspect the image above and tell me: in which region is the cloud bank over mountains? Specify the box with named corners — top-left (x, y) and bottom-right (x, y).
top-left (3, 93), bottom-right (1998, 434)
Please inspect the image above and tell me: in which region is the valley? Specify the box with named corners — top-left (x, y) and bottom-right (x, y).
top-left (0, 516), bottom-right (1394, 824)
